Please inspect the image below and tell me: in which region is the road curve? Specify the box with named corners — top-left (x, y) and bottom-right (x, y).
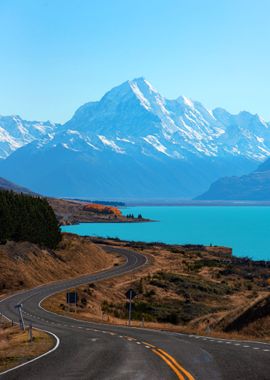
top-left (0, 246), bottom-right (269, 380)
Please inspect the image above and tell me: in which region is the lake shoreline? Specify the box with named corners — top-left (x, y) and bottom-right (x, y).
top-left (124, 201), bottom-right (270, 207)
top-left (62, 205), bottom-right (270, 261)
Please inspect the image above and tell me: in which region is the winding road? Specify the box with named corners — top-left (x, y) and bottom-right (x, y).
top-left (0, 246), bottom-right (269, 380)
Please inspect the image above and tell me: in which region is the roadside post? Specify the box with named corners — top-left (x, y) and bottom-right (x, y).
top-left (125, 289), bottom-right (137, 327)
top-left (28, 322), bottom-right (33, 342)
top-left (15, 303), bottom-right (25, 331)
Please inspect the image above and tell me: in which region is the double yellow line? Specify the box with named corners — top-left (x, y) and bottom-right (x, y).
top-left (151, 347), bottom-right (195, 380)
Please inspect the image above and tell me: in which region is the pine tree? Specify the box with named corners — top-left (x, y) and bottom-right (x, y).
top-left (0, 190), bottom-right (61, 249)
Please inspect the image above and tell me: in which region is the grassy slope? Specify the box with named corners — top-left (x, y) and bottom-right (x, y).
top-left (0, 233), bottom-right (117, 296)
top-left (44, 238), bottom-right (270, 340)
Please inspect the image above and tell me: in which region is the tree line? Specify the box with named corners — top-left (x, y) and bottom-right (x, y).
top-left (0, 190), bottom-right (61, 249)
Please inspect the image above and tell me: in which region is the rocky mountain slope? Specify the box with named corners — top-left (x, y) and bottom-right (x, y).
top-left (197, 158), bottom-right (270, 200)
top-left (1, 78), bottom-right (270, 198)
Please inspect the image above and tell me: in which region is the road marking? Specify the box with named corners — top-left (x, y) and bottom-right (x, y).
top-left (157, 348), bottom-right (195, 380)
top-left (0, 328), bottom-right (60, 376)
top-left (142, 341), bottom-right (156, 348)
top-left (152, 349), bottom-right (185, 380)
top-left (243, 345), bottom-right (250, 348)
top-left (136, 342), bottom-right (141, 345)
top-left (263, 349), bottom-right (270, 352)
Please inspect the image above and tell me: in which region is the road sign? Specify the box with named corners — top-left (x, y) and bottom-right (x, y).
top-left (125, 289), bottom-right (137, 300)
top-left (66, 292), bottom-right (78, 304)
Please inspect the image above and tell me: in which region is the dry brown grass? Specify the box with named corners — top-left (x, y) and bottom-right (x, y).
top-left (43, 240), bottom-right (270, 341)
top-left (0, 233), bottom-right (120, 297)
top-left (0, 320), bottom-right (54, 372)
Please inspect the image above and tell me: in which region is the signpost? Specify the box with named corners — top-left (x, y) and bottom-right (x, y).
top-left (15, 303), bottom-right (25, 331)
top-left (125, 289), bottom-right (137, 327)
top-left (66, 291), bottom-right (78, 304)
top-left (66, 291), bottom-right (78, 313)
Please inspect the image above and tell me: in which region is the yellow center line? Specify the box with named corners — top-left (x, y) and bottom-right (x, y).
top-left (152, 349), bottom-right (185, 380)
top-left (142, 341), bottom-right (156, 348)
top-left (157, 348), bottom-right (195, 380)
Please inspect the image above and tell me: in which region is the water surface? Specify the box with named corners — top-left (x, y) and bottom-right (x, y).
top-left (62, 206), bottom-right (270, 260)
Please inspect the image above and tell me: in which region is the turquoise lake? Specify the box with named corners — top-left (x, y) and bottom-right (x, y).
top-left (62, 206), bottom-right (270, 261)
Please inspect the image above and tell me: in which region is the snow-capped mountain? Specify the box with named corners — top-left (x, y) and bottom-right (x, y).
top-left (0, 115), bottom-right (57, 158)
top-left (54, 77), bottom-right (270, 161)
top-left (0, 77), bottom-right (270, 199)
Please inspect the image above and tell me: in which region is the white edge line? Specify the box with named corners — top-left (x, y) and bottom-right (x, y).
top-left (0, 316), bottom-right (60, 377)
top-left (0, 250), bottom-right (148, 376)
top-left (37, 252), bottom-right (149, 328)
top-left (172, 331), bottom-right (270, 347)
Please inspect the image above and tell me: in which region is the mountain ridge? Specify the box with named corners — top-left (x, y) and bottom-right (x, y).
top-left (1, 78), bottom-right (270, 198)
top-left (0, 114), bottom-right (57, 159)
top-left (197, 157), bottom-right (270, 201)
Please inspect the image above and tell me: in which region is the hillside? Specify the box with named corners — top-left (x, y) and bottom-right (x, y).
top-left (197, 158), bottom-right (270, 200)
top-left (221, 294), bottom-right (270, 337)
top-left (44, 238), bottom-right (270, 340)
top-left (2, 78), bottom-right (270, 198)
top-left (0, 234), bottom-right (117, 295)
top-left (48, 198), bottom-right (148, 225)
top-left (0, 178), bottom-right (142, 225)
top-left (0, 177), bottom-right (33, 194)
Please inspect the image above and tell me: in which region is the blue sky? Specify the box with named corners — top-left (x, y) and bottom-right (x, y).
top-left (0, 0), bottom-right (270, 123)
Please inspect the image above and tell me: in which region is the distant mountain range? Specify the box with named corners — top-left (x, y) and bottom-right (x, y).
top-left (1, 77), bottom-right (270, 199)
top-left (0, 115), bottom-right (57, 159)
top-left (197, 158), bottom-right (270, 200)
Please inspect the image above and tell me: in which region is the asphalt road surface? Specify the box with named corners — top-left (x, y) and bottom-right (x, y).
top-left (0, 246), bottom-right (269, 380)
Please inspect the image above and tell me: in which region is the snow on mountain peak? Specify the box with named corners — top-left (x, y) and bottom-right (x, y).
top-left (177, 95), bottom-right (194, 108)
top-left (1, 78), bottom-right (270, 163)
top-left (0, 115), bottom-right (57, 159)
top-left (129, 80), bottom-right (152, 110)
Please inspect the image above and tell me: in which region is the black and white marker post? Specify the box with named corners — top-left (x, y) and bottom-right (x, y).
top-left (15, 303), bottom-right (25, 331)
top-left (125, 289), bottom-right (137, 327)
